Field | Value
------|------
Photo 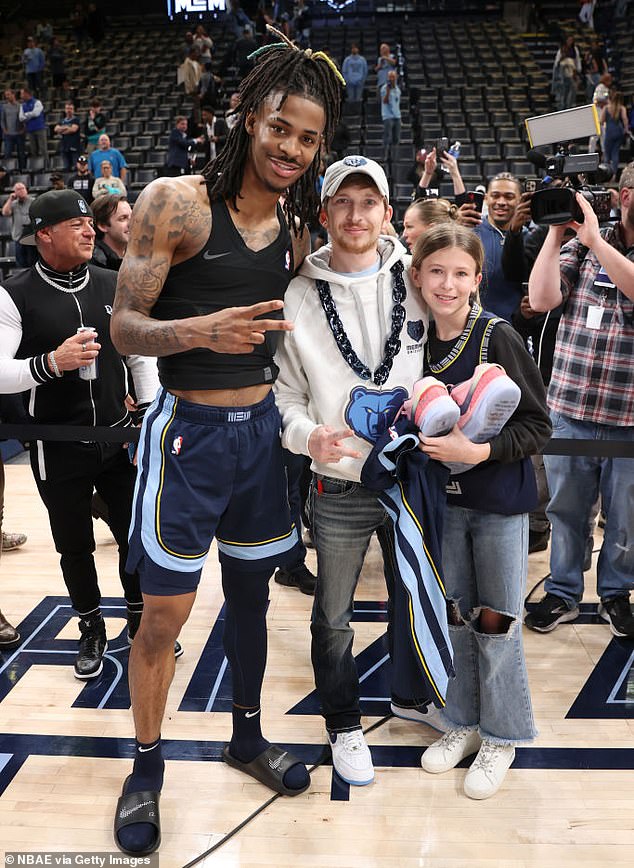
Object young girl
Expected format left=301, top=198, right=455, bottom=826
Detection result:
left=410, top=224, right=551, bottom=800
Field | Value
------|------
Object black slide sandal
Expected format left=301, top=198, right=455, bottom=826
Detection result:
left=114, top=774, right=161, bottom=856
left=222, top=744, right=310, bottom=796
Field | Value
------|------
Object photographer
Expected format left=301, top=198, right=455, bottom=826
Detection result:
left=525, top=164, right=634, bottom=637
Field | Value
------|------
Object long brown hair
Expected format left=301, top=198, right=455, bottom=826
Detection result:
left=411, top=224, right=484, bottom=275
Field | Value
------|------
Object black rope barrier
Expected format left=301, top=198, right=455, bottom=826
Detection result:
left=1, top=426, right=633, bottom=457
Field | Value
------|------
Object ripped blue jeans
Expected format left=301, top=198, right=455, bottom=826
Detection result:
left=439, top=505, right=537, bottom=744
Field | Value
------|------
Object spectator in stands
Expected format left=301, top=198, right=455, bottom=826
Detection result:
left=525, top=166, right=634, bottom=638
left=552, top=36, right=581, bottom=110
left=67, top=154, right=95, bottom=204
left=234, top=26, right=257, bottom=77
left=0, top=188, right=160, bottom=680
left=583, top=36, right=608, bottom=101
left=199, top=106, right=227, bottom=164
left=254, top=4, right=274, bottom=44
left=92, top=160, right=127, bottom=198
left=475, top=173, right=527, bottom=322
left=0, top=167, right=10, bottom=192
left=70, top=2, right=88, bottom=48
left=1, top=182, right=36, bottom=269
left=600, top=90, right=629, bottom=179
left=91, top=194, right=131, bottom=271
left=225, top=92, right=241, bottom=130
left=1, top=90, right=26, bottom=174
left=412, top=146, right=466, bottom=200
left=88, top=134, right=127, bottom=184
left=179, top=46, right=203, bottom=100
left=22, top=36, right=46, bottom=96
left=84, top=99, right=107, bottom=154
left=380, top=69, right=401, bottom=163
left=375, top=42, right=396, bottom=98
left=401, top=197, right=459, bottom=251
left=36, top=20, right=54, bottom=46
left=181, top=31, right=194, bottom=60
left=165, top=116, right=202, bottom=177
left=19, top=86, right=47, bottom=166
left=48, top=37, right=67, bottom=100
left=86, top=2, right=106, bottom=44
left=193, top=24, right=214, bottom=69
left=578, top=0, right=596, bottom=28
left=49, top=172, right=66, bottom=191
left=54, top=102, right=81, bottom=172
left=224, top=0, right=253, bottom=39
left=342, top=43, right=368, bottom=103
left=292, top=0, right=312, bottom=48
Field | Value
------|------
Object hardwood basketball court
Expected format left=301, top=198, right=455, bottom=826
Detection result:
left=0, top=462, right=632, bottom=867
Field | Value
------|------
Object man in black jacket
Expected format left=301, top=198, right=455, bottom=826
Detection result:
left=91, top=193, right=131, bottom=271
left=0, top=189, right=159, bottom=679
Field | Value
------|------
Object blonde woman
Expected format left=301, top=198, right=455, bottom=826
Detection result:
left=600, top=90, right=629, bottom=177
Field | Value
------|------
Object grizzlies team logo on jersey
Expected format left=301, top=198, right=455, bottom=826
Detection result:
left=344, top=386, right=408, bottom=444
left=407, top=320, right=425, bottom=342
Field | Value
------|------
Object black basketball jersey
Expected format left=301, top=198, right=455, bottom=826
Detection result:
left=152, top=195, right=294, bottom=391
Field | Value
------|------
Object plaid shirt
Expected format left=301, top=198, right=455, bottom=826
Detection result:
left=548, top=223, right=634, bottom=426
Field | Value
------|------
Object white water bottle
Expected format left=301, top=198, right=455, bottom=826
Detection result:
left=448, top=141, right=461, bottom=160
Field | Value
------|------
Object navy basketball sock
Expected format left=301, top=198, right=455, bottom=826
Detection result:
left=229, top=705, right=308, bottom=792
left=117, top=738, right=164, bottom=853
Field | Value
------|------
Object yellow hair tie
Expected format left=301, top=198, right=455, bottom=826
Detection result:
left=310, top=51, right=346, bottom=86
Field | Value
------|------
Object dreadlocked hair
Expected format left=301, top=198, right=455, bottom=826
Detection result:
left=202, top=26, right=344, bottom=235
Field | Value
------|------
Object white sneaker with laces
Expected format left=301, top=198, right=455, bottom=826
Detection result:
left=421, top=727, right=481, bottom=774
left=328, top=728, right=374, bottom=786
left=463, top=740, right=515, bottom=800
left=390, top=702, right=447, bottom=733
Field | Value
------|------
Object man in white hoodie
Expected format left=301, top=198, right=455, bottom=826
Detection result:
left=275, top=156, right=430, bottom=787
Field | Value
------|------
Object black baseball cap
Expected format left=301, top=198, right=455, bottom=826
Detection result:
left=77, top=155, right=88, bottom=163
left=21, top=189, right=93, bottom=246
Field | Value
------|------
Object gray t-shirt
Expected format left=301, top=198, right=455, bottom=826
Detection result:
left=1, top=101, right=22, bottom=135
left=9, top=196, right=33, bottom=241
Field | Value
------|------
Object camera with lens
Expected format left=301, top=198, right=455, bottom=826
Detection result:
left=523, top=105, right=613, bottom=226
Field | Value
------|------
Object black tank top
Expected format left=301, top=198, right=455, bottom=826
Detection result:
left=153, top=194, right=294, bottom=390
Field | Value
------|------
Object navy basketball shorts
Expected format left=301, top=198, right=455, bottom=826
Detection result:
left=127, top=388, right=300, bottom=595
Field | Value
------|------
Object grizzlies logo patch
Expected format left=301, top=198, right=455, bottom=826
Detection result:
left=407, top=320, right=425, bottom=342
left=344, top=386, right=408, bottom=444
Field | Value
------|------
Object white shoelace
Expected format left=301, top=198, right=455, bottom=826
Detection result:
left=437, top=728, right=473, bottom=750
left=339, top=730, right=367, bottom=753
left=470, top=741, right=510, bottom=774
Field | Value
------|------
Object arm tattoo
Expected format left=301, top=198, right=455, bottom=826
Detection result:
left=111, top=181, right=210, bottom=357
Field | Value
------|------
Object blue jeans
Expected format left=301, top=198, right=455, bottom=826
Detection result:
left=3, top=134, right=26, bottom=171
left=310, top=476, right=397, bottom=732
left=346, top=82, right=364, bottom=102
left=382, top=118, right=401, bottom=159
left=440, top=505, right=536, bottom=744
left=544, top=411, right=634, bottom=606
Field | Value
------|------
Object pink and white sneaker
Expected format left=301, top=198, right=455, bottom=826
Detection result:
left=406, top=377, right=460, bottom=437
left=445, top=364, right=521, bottom=474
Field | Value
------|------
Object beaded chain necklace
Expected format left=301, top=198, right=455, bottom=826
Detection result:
left=315, top=259, right=407, bottom=387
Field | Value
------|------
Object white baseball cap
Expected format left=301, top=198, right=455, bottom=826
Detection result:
left=321, top=155, right=390, bottom=203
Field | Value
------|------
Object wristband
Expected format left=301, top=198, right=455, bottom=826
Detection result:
left=48, top=351, right=62, bottom=378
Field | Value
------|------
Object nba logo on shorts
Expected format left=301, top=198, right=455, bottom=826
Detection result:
left=285, top=250, right=291, bottom=271
left=171, top=435, right=183, bottom=456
